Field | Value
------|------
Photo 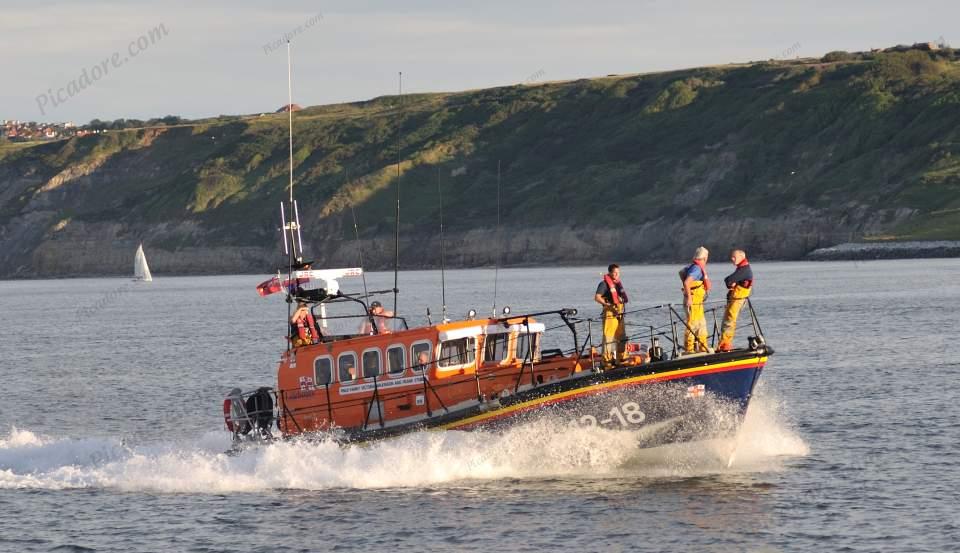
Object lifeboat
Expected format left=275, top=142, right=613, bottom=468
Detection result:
left=225, top=267, right=774, bottom=452
left=225, top=44, right=773, bottom=452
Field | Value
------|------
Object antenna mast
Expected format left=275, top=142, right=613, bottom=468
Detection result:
left=285, top=40, right=297, bottom=327
left=492, top=160, right=501, bottom=316
left=393, top=71, right=402, bottom=316
left=438, top=166, right=447, bottom=322
left=286, top=41, right=299, bottom=261
left=348, top=170, right=371, bottom=303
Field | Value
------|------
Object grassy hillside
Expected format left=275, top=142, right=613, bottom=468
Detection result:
left=2, top=48, right=960, bottom=275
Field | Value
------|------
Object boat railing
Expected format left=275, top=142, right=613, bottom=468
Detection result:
left=565, top=298, right=768, bottom=366
left=267, top=302, right=768, bottom=435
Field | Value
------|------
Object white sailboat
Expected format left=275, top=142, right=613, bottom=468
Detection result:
left=134, top=243, right=153, bottom=282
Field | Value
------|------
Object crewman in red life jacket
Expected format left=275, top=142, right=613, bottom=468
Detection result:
left=679, top=246, right=711, bottom=354
left=290, top=301, right=319, bottom=347
left=717, top=249, right=754, bottom=352
left=594, top=263, right=629, bottom=368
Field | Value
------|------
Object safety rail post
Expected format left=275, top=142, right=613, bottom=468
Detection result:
left=524, top=318, right=537, bottom=387
left=746, top=297, right=765, bottom=342
left=324, top=382, right=333, bottom=428
left=420, top=371, right=433, bottom=417
left=711, top=307, right=720, bottom=348
left=667, top=306, right=680, bottom=358
left=363, top=374, right=385, bottom=429
left=278, top=389, right=304, bottom=435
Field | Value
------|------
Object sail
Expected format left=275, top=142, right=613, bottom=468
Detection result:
left=134, top=244, right=153, bottom=282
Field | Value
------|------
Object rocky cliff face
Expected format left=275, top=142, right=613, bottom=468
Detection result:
left=7, top=205, right=911, bottom=277
left=3, top=49, right=959, bottom=277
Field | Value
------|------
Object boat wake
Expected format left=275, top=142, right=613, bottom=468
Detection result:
left=0, top=391, right=807, bottom=493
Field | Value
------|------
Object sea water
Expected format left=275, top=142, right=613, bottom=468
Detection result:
left=1, top=260, right=958, bottom=552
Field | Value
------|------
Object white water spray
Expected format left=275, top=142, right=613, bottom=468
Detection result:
left=0, top=392, right=807, bottom=493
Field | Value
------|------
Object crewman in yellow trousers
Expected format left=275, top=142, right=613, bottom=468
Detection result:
left=718, top=249, right=754, bottom=352
left=679, top=247, right=711, bottom=354
left=594, top=264, right=629, bottom=368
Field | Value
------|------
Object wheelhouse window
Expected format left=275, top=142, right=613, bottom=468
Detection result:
left=439, top=337, right=476, bottom=368
left=516, top=333, right=541, bottom=363
left=386, top=345, right=405, bottom=375
left=314, top=356, right=333, bottom=385
left=362, top=349, right=381, bottom=379
left=338, top=353, right=357, bottom=382
left=484, top=333, right=509, bottom=363
left=411, top=341, right=433, bottom=373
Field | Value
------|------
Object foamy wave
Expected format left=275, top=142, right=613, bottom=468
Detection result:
left=0, top=392, right=807, bottom=493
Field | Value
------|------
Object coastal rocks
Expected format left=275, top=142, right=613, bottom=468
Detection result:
left=806, top=241, right=960, bottom=260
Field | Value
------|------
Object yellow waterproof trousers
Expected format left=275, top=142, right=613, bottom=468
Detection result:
left=602, top=304, right=626, bottom=366
left=684, top=285, right=708, bottom=353
left=718, top=286, right=751, bottom=351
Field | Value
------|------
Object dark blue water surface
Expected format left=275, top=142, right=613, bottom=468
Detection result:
left=2, top=260, right=958, bottom=552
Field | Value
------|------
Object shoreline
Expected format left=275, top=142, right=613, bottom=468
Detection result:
left=3, top=247, right=959, bottom=281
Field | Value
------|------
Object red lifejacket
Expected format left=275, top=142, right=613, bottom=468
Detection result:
left=683, top=259, right=712, bottom=291
left=292, top=309, right=317, bottom=342
left=736, top=259, right=753, bottom=289
left=603, top=274, right=627, bottom=305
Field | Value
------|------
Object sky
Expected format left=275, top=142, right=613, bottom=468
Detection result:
left=2, top=0, right=956, bottom=124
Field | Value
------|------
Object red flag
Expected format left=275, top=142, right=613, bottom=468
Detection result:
left=256, top=276, right=310, bottom=296
left=256, top=277, right=282, bottom=297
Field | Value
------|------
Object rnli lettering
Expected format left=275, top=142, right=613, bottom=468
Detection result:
left=570, top=401, right=646, bottom=428
left=340, top=375, right=425, bottom=395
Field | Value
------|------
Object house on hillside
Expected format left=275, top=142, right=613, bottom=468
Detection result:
left=276, top=104, right=302, bottom=113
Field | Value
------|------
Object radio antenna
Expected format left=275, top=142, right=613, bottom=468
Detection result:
left=348, top=170, right=370, bottom=303
left=438, top=166, right=448, bottom=322
left=285, top=40, right=296, bottom=327
left=492, top=160, right=502, bottom=317
left=392, top=71, right=402, bottom=317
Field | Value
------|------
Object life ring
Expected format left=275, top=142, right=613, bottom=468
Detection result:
left=223, top=398, right=234, bottom=431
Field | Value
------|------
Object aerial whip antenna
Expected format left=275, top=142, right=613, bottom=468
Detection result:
left=492, top=160, right=502, bottom=317
left=392, top=71, right=402, bottom=317
left=348, top=170, right=370, bottom=303
left=286, top=41, right=297, bottom=261
left=438, top=166, right=448, bottom=322
left=285, top=40, right=297, bottom=326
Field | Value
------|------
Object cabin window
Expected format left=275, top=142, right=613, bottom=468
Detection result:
left=362, top=349, right=381, bottom=379
left=411, top=341, right=433, bottom=373
left=516, top=333, right=541, bottom=363
left=439, top=337, right=476, bottom=368
left=387, top=345, right=406, bottom=375
left=484, top=333, right=509, bottom=363
left=314, top=356, right=333, bottom=385
left=338, top=353, right=357, bottom=382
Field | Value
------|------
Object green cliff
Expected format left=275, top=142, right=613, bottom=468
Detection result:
left=2, top=48, right=960, bottom=277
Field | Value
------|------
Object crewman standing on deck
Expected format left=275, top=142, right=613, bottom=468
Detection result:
left=594, top=264, right=629, bottom=368
left=717, top=249, right=754, bottom=352
left=680, top=247, right=711, bottom=354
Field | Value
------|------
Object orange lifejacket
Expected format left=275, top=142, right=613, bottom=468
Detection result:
left=603, top=274, right=628, bottom=305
